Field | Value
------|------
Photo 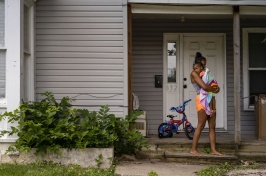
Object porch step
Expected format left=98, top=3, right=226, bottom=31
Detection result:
left=237, top=142, right=266, bottom=162
left=136, top=134, right=266, bottom=164
left=164, top=152, right=238, bottom=165
left=136, top=143, right=239, bottom=165
left=155, top=142, right=238, bottom=155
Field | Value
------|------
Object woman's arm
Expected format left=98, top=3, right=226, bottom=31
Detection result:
left=191, top=71, right=218, bottom=92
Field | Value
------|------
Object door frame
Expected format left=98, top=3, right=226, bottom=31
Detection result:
left=163, top=33, right=227, bottom=131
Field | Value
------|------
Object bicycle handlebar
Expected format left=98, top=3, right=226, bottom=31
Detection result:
left=183, top=99, right=191, bottom=106
left=169, top=99, right=192, bottom=113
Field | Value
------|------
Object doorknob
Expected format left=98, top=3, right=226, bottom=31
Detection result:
left=183, top=85, right=187, bottom=88
left=183, top=78, right=187, bottom=81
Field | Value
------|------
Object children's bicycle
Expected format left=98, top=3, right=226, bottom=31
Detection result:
left=158, top=99, right=195, bottom=140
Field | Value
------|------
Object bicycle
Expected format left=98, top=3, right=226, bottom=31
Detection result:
left=158, top=99, right=195, bottom=140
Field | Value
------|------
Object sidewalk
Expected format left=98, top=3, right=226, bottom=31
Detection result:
left=115, top=159, right=266, bottom=176
left=115, top=159, right=207, bottom=176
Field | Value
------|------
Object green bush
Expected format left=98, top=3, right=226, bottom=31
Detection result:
left=0, top=92, right=148, bottom=156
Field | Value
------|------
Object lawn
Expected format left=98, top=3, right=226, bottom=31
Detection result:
left=0, top=163, right=121, bottom=176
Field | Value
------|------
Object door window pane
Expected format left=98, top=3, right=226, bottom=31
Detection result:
left=167, top=42, right=176, bottom=82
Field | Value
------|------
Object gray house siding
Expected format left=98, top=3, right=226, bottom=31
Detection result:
left=132, top=18, right=266, bottom=135
left=35, top=0, right=126, bottom=117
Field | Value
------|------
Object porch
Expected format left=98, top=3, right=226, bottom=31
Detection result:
left=136, top=133, right=266, bottom=164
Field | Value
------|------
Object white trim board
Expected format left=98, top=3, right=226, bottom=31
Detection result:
left=131, top=4, right=266, bottom=16
left=131, top=4, right=233, bottom=15
left=128, top=0, right=266, bottom=5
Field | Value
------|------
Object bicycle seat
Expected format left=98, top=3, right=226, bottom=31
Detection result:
left=167, top=115, right=175, bottom=119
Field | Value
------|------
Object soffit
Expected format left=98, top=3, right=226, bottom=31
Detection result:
left=131, top=4, right=266, bottom=19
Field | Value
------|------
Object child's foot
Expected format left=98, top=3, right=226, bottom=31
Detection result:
left=210, top=150, right=224, bottom=156
left=189, top=149, right=202, bottom=156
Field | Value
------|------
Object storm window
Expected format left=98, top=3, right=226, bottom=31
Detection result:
left=243, top=28, right=266, bottom=110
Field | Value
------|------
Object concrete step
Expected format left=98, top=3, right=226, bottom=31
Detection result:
left=138, top=134, right=266, bottom=164
left=165, top=152, right=238, bottom=164
left=136, top=143, right=239, bottom=164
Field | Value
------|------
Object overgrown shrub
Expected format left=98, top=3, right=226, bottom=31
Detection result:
left=0, top=92, right=148, bottom=156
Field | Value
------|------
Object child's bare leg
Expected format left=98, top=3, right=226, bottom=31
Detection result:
left=210, top=98, right=216, bottom=117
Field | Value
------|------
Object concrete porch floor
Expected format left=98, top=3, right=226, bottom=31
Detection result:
left=145, top=132, right=266, bottom=145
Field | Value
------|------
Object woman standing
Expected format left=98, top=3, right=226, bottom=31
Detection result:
left=189, top=52, right=224, bottom=156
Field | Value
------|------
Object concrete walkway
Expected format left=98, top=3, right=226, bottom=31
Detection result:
left=115, top=159, right=207, bottom=176
left=115, top=159, right=266, bottom=176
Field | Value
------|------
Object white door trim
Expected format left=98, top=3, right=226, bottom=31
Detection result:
left=163, top=33, right=180, bottom=122
left=163, top=33, right=227, bottom=130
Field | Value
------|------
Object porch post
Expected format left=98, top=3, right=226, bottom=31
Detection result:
left=128, top=5, right=132, bottom=112
left=6, top=0, right=23, bottom=112
left=233, top=6, right=241, bottom=144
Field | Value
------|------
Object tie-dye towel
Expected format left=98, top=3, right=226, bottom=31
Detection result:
left=200, top=68, right=218, bottom=115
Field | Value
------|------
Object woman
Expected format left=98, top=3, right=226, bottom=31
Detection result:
left=189, top=52, right=223, bottom=156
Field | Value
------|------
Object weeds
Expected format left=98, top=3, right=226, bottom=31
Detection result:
left=0, top=162, right=120, bottom=176
left=197, top=161, right=260, bottom=176
left=148, top=171, right=158, bottom=176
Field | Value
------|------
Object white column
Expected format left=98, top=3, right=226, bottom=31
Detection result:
left=6, top=0, right=23, bottom=116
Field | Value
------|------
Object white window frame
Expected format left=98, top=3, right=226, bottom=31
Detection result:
left=23, top=1, right=35, bottom=102
left=242, top=28, right=266, bottom=111
left=0, top=0, right=6, bottom=107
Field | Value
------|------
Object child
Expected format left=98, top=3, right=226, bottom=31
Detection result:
left=199, top=58, right=218, bottom=117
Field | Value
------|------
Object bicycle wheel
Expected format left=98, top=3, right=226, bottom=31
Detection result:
left=158, top=123, right=172, bottom=138
left=185, top=125, right=194, bottom=140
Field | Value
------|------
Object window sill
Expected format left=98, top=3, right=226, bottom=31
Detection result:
left=0, top=98, right=7, bottom=108
left=0, top=138, right=17, bottom=143
left=244, top=105, right=255, bottom=111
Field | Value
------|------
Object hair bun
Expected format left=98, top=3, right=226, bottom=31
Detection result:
left=196, top=52, right=202, bottom=58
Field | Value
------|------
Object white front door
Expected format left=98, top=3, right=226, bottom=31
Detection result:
left=163, top=33, right=226, bottom=130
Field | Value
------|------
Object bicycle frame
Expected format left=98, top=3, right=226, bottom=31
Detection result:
left=158, top=99, right=194, bottom=139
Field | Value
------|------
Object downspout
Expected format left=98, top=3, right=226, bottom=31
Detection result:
left=233, top=6, right=241, bottom=144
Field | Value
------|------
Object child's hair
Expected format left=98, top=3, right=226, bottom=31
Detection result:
left=194, top=52, right=206, bottom=64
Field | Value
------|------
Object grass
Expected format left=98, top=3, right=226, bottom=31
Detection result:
left=197, top=161, right=260, bottom=176
left=0, top=162, right=121, bottom=176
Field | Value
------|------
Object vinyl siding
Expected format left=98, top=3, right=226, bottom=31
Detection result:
left=132, top=18, right=266, bottom=135
left=35, top=0, right=125, bottom=117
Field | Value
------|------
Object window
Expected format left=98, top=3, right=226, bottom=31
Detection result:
left=23, top=2, right=35, bottom=102
left=167, top=42, right=177, bottom=82
left=243, top=28, right=266, bottom=110
left=0, top=0, right=5, bottom=101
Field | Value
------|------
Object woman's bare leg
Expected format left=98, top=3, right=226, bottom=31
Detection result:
left=208, top=107, right=224, bottom=156
left=190, top=110, right=207, bottom=156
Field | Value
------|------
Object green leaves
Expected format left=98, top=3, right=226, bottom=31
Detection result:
left=0, top=92, right=148, bottom=156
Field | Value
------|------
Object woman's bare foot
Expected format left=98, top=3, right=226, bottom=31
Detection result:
left=210, top=150, right=224, bottom=156
left=189, top=149, right=202, bottom=156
